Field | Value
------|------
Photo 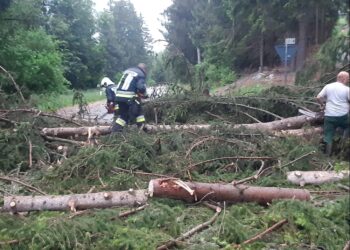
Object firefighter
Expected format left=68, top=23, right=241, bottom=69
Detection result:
left=112, top=63, right=148, bottom=132
left=100, top=77, right=119, bottom=117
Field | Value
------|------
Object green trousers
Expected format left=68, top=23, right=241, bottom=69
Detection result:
left=323, top=114, right=349, bottom=144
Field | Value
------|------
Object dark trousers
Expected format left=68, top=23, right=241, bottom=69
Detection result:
left=323, top=114, right=349, bottom=155
left=112, top=100, right=145, bottom=132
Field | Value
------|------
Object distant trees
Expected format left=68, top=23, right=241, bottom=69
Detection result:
left=160, top=0, right=348, bottom=88
left=0, top=0, right=347, bottom=97
left=0, top=0, right=151, bottom=97
left=97, top=0, right=149, bottom=80
left=0, top=0, right=67, bottom=96
left=47, top=0, right=100, bottom=89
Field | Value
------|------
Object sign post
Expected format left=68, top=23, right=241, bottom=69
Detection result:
left=284, top=38, right=296, bottom=84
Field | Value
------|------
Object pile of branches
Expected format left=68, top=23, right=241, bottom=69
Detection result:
left=0, top=89, right=349, bottom=249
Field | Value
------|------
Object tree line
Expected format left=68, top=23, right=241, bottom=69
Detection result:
left=0, top=0, right=150, bottom=97
left=155, top=0, right=349, bottom=88
left=0, top=0, right=348, bottom=98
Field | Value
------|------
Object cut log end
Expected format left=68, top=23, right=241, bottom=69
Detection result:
left=103, top=192, right=112, bottom=200
left=148, top=180, right=154, bottom=197
left=10, top=201, right=16, bottom=208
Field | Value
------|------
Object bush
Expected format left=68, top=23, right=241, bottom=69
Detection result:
left=195, top=62, right=236, bottom=90
left=0, top=28, right=68, bottom=95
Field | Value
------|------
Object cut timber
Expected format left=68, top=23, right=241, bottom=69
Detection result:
left=41, top=126, right=111, bottom=138
left=148, top=179, right=310, bottom=204
left=2, top=190, right=148, bottom=213
left=41, top=115, right=321, bottom=138
left=146, top=115, right=321, bottom=132
left=275, top=127, right=322, bottom=138
left=287, top=171, right=350, bottom=186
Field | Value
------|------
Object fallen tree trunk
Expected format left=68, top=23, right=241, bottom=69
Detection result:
left=287, top=171, right=350, bottom=186
left=41, top=126, right=111, bottom=138
left=2, top=189, right=148, bottom=213
left=148, top=179, right=310, bottom=204
left=2, top=179, right=311, bottom=213
left=275, top=127, right=323, bottom=138
left=41, top=115, right=322, bottom=138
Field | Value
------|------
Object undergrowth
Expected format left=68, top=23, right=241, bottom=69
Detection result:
left=0, top=90, right=349, bottom=249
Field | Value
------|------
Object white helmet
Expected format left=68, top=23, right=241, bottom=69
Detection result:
left=100, top=77, right=114, bottom=87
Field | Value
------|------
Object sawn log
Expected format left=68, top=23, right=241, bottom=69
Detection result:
left=2, top=189, right=148, bottom=213
left=41, top=115, right=322, bottom=138
left=148, top=179, right=310, bottom=204
left=287, top=171, right=350, bottom=186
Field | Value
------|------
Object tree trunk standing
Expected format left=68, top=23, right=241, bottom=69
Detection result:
left=296, top=14, right=308, bottom=71
left=41, top=115, right=322, bottom=138
left=2, top=190, right=148, bottom=213
left=320, top=7, right=325, bottom=42
left=259, top=32, right=264, bottom=73
left=315, top=5, right=319, bottom=45
left=148, top=179, right=310, bottom=205
left=197, top=47, right=201, bottom=64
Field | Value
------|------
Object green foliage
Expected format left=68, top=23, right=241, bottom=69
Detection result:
left=0, top=95, right=349, bottom=249
left=47, top=0, right=102, bottom=89
left=295, top=17, right=350, bottom=85
left=266, top=199, right=349, bottom=249
left=234, top=84, right=267, bottom=96
left=195, top=62, right=236, bottom=90
left=97, top=0, right=150, bottom=77
left=0, top=29, right=68, bottom=95
left=0, top=123, right=44, bottom=171
left=72, top=91, right=89, bottom=117
left=30, top=89, right=104, bottom=112
left=317, top=17, right=349, bottom=72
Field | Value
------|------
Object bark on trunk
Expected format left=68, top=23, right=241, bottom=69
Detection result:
left=296, top=14, right=308, bottom=71
left=2, top=189, right=148, bottom=213
left=148, top=179, right=310, bottom=205
left=41, top=115, right=322, bottom=138
left=275, top=127, right=322, bottom=138
left=41, top=126, right=112, bottom=138
left=287, top=171, right=350, bottom=186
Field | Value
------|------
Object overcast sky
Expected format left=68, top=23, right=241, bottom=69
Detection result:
left=93, top=0, right=172, bottom=52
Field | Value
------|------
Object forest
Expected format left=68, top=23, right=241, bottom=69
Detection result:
left=0, top=0, right=349, bottom=249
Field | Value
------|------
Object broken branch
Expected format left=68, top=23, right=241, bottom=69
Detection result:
left=112, top=167, right=173, bottom=179
left=279, top=151, right=316, bottom=169
left=0, top=176, right=46, bottom=195
left=234, top=219, right=288, bottom=248
left=42, top=135, right=87, bottom=146
left=187, top=156, right=273, bottom=171
left=117, top=203, right=149, bottom=218
left=157, top=205, right=221, bottom=250
left=0, top=109, right=82, bottom=126
left=0, top=65, right=25, bottom=102
left=232, top=160, right=266, bottom=185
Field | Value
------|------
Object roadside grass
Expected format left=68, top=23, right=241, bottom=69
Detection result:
left=31, top=89, right=104, bottom=111
left=233, top=84, right=268, bottom=96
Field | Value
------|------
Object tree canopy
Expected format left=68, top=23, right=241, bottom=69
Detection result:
left=0, top=0, right=348, bottom=96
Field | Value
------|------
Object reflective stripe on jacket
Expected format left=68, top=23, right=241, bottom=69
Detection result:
left=115, top=66, right=146, bottom=102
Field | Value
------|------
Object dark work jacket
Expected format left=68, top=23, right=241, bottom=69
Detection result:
left=105, top=84, right=117, bottom=103
left=115, top=66, right=146, bottom=103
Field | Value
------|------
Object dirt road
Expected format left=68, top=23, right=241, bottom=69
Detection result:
left=57, top=100, right=114, bottom=124
left=57, top=71, right=295, bottom=123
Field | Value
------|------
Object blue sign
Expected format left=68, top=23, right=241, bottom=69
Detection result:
left=274, top=45, right=297, bottom=64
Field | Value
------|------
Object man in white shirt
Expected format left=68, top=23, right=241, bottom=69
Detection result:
left=316, top=71, right=349, bottom=155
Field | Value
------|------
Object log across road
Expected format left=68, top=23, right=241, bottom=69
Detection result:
left=41, top=115, right=322, bottom=138
left=2, top=179, right=310, bottom=212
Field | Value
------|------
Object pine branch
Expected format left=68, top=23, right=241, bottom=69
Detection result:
left=0, top=176, right=47, bottom=195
